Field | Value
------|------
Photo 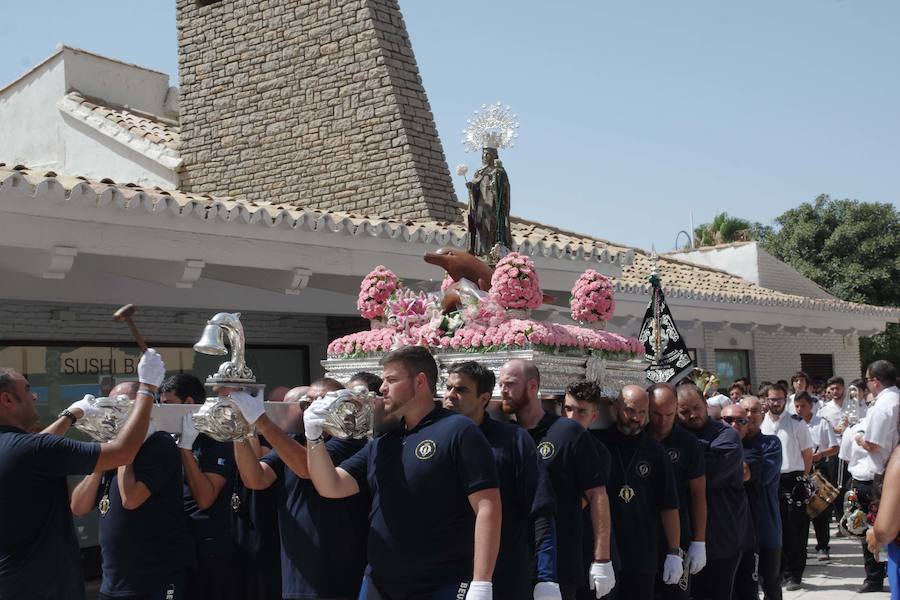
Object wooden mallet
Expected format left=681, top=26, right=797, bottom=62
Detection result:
left=113, top=304, right=149, bottom=352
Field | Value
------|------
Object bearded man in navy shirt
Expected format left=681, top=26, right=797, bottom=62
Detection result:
left=235, top=346, right=501, bottom=600
left=0, top=350, right=165, bottom=600
left=499, top=359, right=615, bottom=600
left=443, top=360, right=561, bottom=600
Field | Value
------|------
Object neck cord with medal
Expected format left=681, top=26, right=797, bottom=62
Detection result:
left=98, top=473, right=113, bottom=516
left=614, top=439, right=641, bottom=504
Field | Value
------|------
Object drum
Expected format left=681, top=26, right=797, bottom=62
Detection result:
left=806, top=469, right=840, bottom=519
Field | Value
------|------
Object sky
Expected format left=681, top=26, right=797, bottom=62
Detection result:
left=1, top=0, right=897, bottom=250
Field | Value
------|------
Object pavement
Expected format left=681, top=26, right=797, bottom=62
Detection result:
left=784, top=527, right=891, bottom=600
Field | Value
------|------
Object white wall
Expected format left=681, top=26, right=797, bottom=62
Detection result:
left=63, top=48, right=170, bottom=117
left=670, top=244, right=761, bottom=284
left=0, top=54, right=66, bottom=170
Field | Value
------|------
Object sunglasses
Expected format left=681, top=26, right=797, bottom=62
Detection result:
left=723, top=416, right=749, bottom=426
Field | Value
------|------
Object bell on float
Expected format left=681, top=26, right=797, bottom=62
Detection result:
left=194, top=324, right=228, bottom=356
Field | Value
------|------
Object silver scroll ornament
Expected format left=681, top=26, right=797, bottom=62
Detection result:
left=192, top=312, right=264, bottom=441
left=191, top=394, right=256, bottom=443
left=74, top=395, right=134, bottom=442
left=319, top=387, right=375, bottom=440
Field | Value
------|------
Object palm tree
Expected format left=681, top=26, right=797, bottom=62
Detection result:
left=693, top=212, right=753, bottom=247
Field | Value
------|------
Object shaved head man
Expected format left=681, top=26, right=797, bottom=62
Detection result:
left=500, top=360, right=614, bottom=599
left=648, top=383, right=708, bottom=599
left=675, top=383, right=753, bottom=600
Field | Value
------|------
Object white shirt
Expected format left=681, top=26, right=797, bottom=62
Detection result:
left=761, top=411, right=814, bottom=473
left=840, top=419, right=876, bottom=482
left=805, top=414, right=838, bottom=454
left=863, top=385, right=900, bottom=474
left=818, top=398, right=867, bottom=443
left=787, top=392, right=821, bottom=416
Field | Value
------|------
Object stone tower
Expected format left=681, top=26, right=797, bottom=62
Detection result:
left=176, top=0, right=460, bottom=223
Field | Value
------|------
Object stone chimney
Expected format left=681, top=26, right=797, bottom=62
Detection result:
left=176, top=0, right=460, bottom=223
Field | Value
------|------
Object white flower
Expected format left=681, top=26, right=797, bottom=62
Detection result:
left=456, top=164, right=469, bottom=177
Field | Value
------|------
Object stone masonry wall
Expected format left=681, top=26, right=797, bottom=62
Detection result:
left=176, top=0, right=460, bottom=223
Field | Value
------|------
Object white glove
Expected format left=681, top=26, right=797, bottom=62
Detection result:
left=465, top=581, right=492, bottom=600
left=137, top=349, right=166, bottom=387
left=178, top=413, right=199, bottom=450
left=589, top=561, right=615, bottom=598
left=685, top=541, right=707, bottom=575
left=229, top=390, right=265, bottom=425
left=662, top=553, right=684, bottom=585
left=533, top=581, right=562, bottom=600
left=303, top=397, right=334, bottom=441
left=67, top=394, right=100, bottom=421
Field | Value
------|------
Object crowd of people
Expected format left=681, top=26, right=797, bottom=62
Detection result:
left=0, top=348, right=898, bottom=600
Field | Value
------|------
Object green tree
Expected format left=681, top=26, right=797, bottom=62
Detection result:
left=694, top=212, right=754, bottom=246
left=758, top=194, right=900, bottom=371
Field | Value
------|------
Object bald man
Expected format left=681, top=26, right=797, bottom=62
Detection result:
left=266, top=386, right=291, bottom=403
left=648, top=384, right=707, bottom=599
left=676, top=383, right=753, bottom=600
left=594, top=385, right=681, bottom=600
left=71, top=381, right=195, bottom=600
left=499, top=359, right=614, bottom=600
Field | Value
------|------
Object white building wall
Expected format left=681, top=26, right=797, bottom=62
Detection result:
left=755, top=248, right=834, bottom=300
left=0, top=301, right=331, bottom=379
left=750, top=329, right=860, bottom=387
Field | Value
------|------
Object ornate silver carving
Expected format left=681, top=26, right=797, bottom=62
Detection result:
left=322, top=350, right=648, bottom=398
left=73, top=394, right=134, bottom=442
left=191, top=395, right=256, bottom=443
left=319, top=388, right=375, bottom=440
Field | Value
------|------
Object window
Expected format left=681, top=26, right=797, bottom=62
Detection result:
left=715, top=349, right=749, bottom=389
left=800, top=354, right=834, bottom=384
left=0, top=343, right=309, bottom=426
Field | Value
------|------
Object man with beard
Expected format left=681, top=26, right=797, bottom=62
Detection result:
left=499, top=359, right=614, bottom=600
left=297, top=346, right=502, bottom=600
left=759, top=383, right=813, bottom=591
left=675, top=383, right=753, bottom=600
left=648, top=383, right=708, bottom=600
left=739, top=396, right=784, bottom=600
left=444, top=361, right=561, bottom=600
left=71, top=381, right=195, bottom=600
left=593, top=385, right=682, bottom=600
left=229, top=381, right=370, bottom=600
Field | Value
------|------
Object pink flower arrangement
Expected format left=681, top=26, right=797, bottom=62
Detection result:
left=356, top=265, right=399, bottom=320
left=327, top=327, right=396, bottom=357
left=385, top=289, right=437, bottom=330
left=570, top=269, right=616, bottom=323
left=489, top=253, right=543, bottom=310
left=440, top=274, right=454, bottom=293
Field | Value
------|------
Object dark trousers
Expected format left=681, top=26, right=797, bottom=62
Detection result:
left=608, top=571, right=655, bottom=600
left=99, top=570, right=187, bottom=600
left=757, top=548, right=782, bottom=600
left=732, top=550, right=758, bottom=600
left=692, top=554, right=741, bottom=600
left=811, top=506, right=831, bottom=551
left=778, top=472, right=809, bottom=583
left=187, top=552, right=241, bottom=600
left=853, top=479, right=887, bottom=585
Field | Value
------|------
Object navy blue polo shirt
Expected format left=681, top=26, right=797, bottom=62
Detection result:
left=594, top=427, right=678, bottom=575
left=526, top=413, right=608, bottom=587
left=689, top=418, right=754, bottom=560
left=340, top=406, right=499, bottom=597
left=183, top=433, right=236, bottom=558
left=261, top=435, right=369, bottom=599
left=754, top=433, right=783, bottom=550
left=98, top=431, right=195, bottom=596
left=0, top=425, right=100, bottom=600
left=658, top=423, right=705, bottom=547
left=480, top=414, right=556, bottom=600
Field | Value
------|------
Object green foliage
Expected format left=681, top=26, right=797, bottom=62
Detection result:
left=759, top=195, right=900, bottom=374
left=759, top=194, right=900, bottom=307
left=693, top=212, right=754, bottom=246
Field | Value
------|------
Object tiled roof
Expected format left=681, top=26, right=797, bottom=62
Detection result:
left=1, top=164, right=896, bottom=319
left=0, top=165, right=628, bottom=266
left=57, top=92, right=181, bottom=169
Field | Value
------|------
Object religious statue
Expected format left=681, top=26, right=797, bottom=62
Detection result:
left=466, top=148, right=512, bottom=257
left=459, top=102, right=520, bottom=262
